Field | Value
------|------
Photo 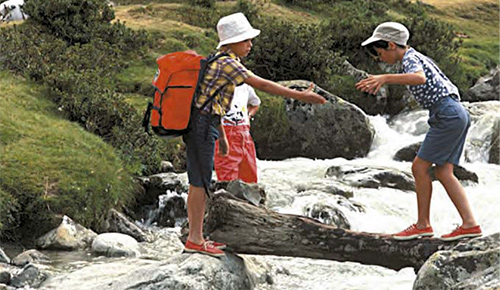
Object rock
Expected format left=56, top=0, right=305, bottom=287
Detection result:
left=226, top=180, right=266, bottom=206
left=394, top=142, right=479, bottom=182
left=0, top=248, right=9, bottom=264
left=253, top=80, right=374, bottom=160
left=325, top=164, right=415, bottom=191
left=91, top=233, right=140, bottom=257
left=11, top=250, right=50, bottom=267
left=339, top=60, right=389, bottom=115
left=463, top=66, right=500, bottom=102
left=157, top=193, right=187, bottom=227
left=305, top=203, right=350, bottom=229
left=103, top=209, right=152, bottom=242
left=489, top=119, right=500, bottom=164
left=10, top=264, right=46, bottom=288
left=296, top=180, right=354, bottom=199
left=142, top=172, right=187, bottom=206
left=0, top=272, right=10, bottom=284
left=413, top=233, right=500, bottom=290
left=160, top=161, right=174, bottom=173
left=36, top=215, right=97, bottom=250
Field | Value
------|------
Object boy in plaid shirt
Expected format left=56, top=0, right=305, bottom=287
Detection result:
left=183, top=12, right=326, bottom=257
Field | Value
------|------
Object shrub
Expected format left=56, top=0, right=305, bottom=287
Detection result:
left=188, top=0, right=216, bottom=8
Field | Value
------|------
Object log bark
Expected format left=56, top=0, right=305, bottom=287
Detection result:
left=205, top=194, right=462, bottom=272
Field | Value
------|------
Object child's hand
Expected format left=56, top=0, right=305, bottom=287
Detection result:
left=218, top=137, right=229, bottom=156
left=355, top=75, right=385, bottom=95
left=301, top=83, right=327, bottom=104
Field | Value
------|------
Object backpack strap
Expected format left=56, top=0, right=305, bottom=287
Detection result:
left=194, top=52, right=230, bottom=112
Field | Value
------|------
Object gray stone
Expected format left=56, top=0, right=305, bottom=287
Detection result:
left=103, top=209, right=153, bottom=242
left=489, top=119, right=500, bottom=164
left=91, top=233, right=140, bottom=257
left=414, top=233, right=500, bottom=290
left=226, top=180, right=265, bottom=206
left=11, top=250, right=50, bottom=267
left=0, top=272, right=10, bottom=284
left=306, top=203, right=350, bottom=229
left=464, top=66, right=500, bottom=102
left=36, top=215, right=97, bottom=250
left=0, top=248, right=9, bottom=264
left=10, top=264, right=46, bottom=288
left=160, top=160, right=175, bottom=172
left=254, top=80, right=374, bottom=160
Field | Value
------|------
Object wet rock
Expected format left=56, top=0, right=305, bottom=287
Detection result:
left=296, top=180, right=354, bottom=199
left=325, top=164, right=415, bottom=191
left=140, top=172, right=187, bottom=206
left=306, top=203, right=350, bottom=229
left=103, top=209, right=153, bottom=242
left=11, top=250, right=50, bottom=267
left=157, top=193, right=187, bottom=227
left=226, top=180, right=266, bottom=206
left=10, top=264, right=46, bottom=288
left=160, top=160, right=175, bottom=173
left=0, top=248, right=9, bottom=264
left=463, top=66, right=500, bottom=102
left=253, top=80, right=374, bottom=161
left=91, top=233, right=140, bottom=257
left=394, top=142, right=479, bottom=182
left=489, top=119, right=500, bottom=164
left=414, top=233, right=500, bottom=290
left=0, top=272, right=10, bottom=284
left=36, top=215, right=97, bottom=250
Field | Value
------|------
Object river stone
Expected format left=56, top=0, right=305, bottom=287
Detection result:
left=0, top=248, right=9, bottom=264
left=36, top=215, right=97, bottom=250
left=157, top=193, right=187, bottom=227
left=253, top=80, right=374, bottom=161
left=10, top=264, right=46, bottom=288
left=489, top=119, right=500, bottom=164
left=226, top=180, right=264, bottom=206
left=413, top=233, right=500, bottom=290
left=306, top=203, right=350, bottom=229
left=325, top=164, right=415, bottom=191
left=103, top=209, right=152, bottom=242
left=11, top=250, right=50, bottom=267
left=0, top=272, right=10, bottom=284
left=463, top=66, right=500, bottom=102
left=91, top=233, right=140, bottom=257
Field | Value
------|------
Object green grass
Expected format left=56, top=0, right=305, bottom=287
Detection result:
left=0, top=71, right=136, bottom=239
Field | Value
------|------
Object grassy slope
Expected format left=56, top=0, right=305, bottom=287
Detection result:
left=417, top=0, right=499, bottom=84
left=0, top=71, right=135, bottom=238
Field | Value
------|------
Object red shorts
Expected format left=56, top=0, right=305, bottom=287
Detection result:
left=214, top=125, right=258, bottom=183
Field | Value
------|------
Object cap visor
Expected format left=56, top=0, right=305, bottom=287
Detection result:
left=361, top=36, right=381, bottom=47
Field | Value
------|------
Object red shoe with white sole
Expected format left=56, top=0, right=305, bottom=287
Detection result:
left=184, top=240, right=225, bottom=257
left=440, top=225, right=482, bottom=241
left=393, top=224, right=434, bottom=240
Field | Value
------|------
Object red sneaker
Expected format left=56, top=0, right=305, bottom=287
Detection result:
left=184, top=240, right=225, bottom=257
left=207, top=240, right=227, bottom=250
left=393, top=224, right=434, bottom=240
left=440, top=225, right=482, bottom=241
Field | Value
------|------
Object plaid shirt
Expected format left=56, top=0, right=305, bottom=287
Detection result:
left=195, top=49, right=253, bottom=116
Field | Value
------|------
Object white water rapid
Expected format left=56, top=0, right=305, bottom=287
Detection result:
left=250, top=101, right=500, bottom=290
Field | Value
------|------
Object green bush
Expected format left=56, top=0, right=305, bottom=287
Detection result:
left=188, top=0, right=216, bottom=8
left=0, top=189, right=18, bottom=238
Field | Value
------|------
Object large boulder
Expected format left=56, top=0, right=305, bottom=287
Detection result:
left=414, top=233, right=500, bottom=290
left=489, top=119, right=500, bottom=164
left=463, top=66, right=500, bottom=102
left=252, top=80, right=374, bottom=160
left=91, top=233, right=141, bottom=258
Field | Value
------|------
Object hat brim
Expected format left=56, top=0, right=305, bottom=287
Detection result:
left=217, top=29, right=261, bottom=49
left=361, top=36, right=382, bottom=47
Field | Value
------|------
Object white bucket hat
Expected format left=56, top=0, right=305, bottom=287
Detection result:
left=361, top=22, right=410, bottom=46
left=216, top=12, right=261, bottom=49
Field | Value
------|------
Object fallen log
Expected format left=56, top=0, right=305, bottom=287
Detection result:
left=205, top=194, right=462, bottom=272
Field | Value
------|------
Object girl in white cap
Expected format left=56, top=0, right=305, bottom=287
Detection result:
left=183, top=12, right=326, bottom=257
left=355, top=22, right=481, bottom=241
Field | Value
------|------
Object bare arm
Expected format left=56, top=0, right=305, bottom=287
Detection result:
left=248, top=104, right=259, bottom=118
left=355, top=71, right=426, bottom=95
left=216, top=123, right=229, bottom=156
left=245, top=75, right=326, bottom=104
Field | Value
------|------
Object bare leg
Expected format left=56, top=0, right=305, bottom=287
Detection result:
left=435, top=163, right=478, bottom=228
left=411, top=157, right=433, bottom=229
left=187, top=185, right=206, bottom=245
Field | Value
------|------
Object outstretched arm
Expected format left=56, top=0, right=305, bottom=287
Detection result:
left=355, top=71, right=426, bottom=95
left=245, top=75, right=326, bottom=104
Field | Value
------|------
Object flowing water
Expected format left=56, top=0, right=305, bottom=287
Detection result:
left=250, top=102, right=500, bottom=290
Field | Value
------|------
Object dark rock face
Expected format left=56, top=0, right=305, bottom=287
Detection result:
left=306, top=203, right=351, bottom=229
left=253, top=80, right=374, bottom=161
left=489, top=119, right=500, bottom=164
left=463, top=66, right=500, bottom=102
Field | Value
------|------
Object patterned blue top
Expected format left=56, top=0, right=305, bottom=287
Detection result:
left=402, top=48, right=460, bottom=109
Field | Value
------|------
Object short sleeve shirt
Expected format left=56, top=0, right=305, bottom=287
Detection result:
left=221, top=83, right=261, bottom=126
left=402, top=47, right=460, bottom=109
left=195, top=49, right=254, bottom=116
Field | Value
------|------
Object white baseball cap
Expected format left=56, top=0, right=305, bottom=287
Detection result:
left=216, top=13, right=261, bottom=49
left=361, top=22, right=410, bottom=46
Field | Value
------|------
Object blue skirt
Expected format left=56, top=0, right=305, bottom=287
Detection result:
left=417, top=96, right=470, bottom=166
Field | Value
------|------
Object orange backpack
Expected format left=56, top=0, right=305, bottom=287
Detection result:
left=143, top=50, right=227, bottom=137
